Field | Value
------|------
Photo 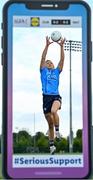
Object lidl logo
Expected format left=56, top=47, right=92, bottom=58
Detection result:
left=31, top=17, right=40, bottom=26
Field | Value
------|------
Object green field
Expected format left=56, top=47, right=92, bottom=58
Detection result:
left=14, top=152, right=82, bottom=155
left=0, top=155, right=3, bottom=179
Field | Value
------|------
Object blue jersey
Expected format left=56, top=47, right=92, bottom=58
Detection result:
left=40, top=67, right=61, bottom=95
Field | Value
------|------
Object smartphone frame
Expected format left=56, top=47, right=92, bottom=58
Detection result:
left=2, top=0, right=92, bottom=179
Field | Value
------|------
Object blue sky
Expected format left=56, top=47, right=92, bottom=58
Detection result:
left=0, top=0, right=93, bottom=136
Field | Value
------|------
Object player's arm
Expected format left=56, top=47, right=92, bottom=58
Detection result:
left=57, top=38, right=65, bottom=72
left=40, top=36, right=53, bottom=69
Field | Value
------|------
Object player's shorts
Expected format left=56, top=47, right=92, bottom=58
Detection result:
left=43, top=94, right=62, bottom=114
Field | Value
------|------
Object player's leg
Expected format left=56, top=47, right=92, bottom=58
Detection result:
left=51, top=100, right=61, bottom=138
left=45, top=113, right=56, bottom=154
left=45, top=113, right=54, bottom=140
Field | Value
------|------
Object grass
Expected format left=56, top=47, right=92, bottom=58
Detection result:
left=0, top=154, right=3, bottom=179
left=14, top=152, right=83, bottom=155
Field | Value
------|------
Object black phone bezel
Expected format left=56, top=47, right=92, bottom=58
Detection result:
left=2, top=0, right=92, bottom=179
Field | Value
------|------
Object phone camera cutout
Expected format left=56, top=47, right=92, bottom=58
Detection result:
left=55, top=4, right=58, bottom=8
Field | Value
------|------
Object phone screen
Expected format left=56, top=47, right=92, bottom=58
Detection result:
left=4, top=1, right=91, bottom=179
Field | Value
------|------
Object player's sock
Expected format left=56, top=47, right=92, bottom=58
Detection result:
left=55, top=125, right=59, bottom=132
left=49, top=139, right=54, bottom=147
left=55, top=125, right=61, bottom=139
left=49, top=140, right=56, bottom=155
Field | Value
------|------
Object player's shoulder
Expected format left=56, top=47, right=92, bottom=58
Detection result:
left=54, top=67, right=62, bottom=73
left=40, top=67, right=47, bottom=72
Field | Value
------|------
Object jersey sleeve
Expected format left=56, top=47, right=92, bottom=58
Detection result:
left=40, top=67, right=47, bottom=73
left=56, top=67, right=62, bottom=74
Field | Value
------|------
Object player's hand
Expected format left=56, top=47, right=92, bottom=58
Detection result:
left=46, top=36, right=53, bottom=46
left=57, top=38, right=66, bottom=47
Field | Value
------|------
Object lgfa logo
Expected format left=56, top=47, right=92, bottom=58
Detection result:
left=31, top=17, right=40, bottom=26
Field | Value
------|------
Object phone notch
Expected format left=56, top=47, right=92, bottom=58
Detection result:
left=26, top=2, right=69, bottom=10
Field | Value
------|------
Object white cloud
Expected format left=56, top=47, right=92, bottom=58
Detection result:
left=13, top=91, right=42, bottom=113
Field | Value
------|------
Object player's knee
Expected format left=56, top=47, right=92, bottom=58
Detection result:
left=51, top=108, right=57, bottom=115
